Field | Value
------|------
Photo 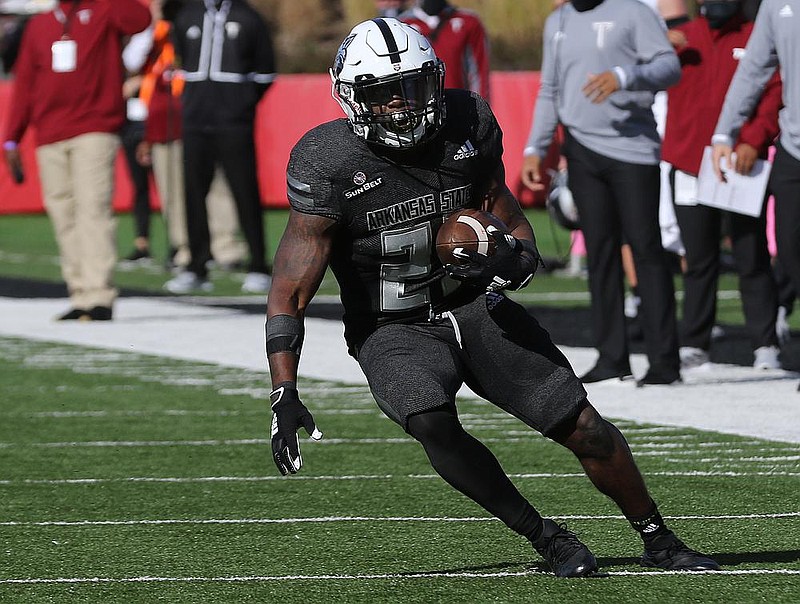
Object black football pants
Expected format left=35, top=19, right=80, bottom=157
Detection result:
left=671, top=169, right=778, bottom=351
left=182, top=127, right=268, bottom=278
left=564, top=136, right=680, bottom=374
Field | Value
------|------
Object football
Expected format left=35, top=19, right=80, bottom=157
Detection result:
left=435, top=208, right=509, bottom=265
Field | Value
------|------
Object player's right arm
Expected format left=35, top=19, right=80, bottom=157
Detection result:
left=265, top=209, right=337, bottom=475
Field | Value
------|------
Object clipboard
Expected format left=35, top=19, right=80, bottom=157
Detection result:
left=695, top=146, right=771, bottom=217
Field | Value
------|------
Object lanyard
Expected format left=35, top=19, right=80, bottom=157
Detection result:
left=53, top=1, right=80, bottom=39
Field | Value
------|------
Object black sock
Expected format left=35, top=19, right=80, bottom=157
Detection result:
left=407, top=409, right=544, bottom=544
left=518, top=505, right=545, bottom=544
left=627, top=501, right=671, bottom=547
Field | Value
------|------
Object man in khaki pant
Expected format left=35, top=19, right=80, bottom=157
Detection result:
left=3, top=0, right=151, bottom=321
left=36, top=133, right=120, bottom=315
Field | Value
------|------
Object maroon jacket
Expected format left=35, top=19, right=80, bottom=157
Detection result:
left=402, top=7, right=491, bottom=102
left=4, top=0, right=151, bottom=146
left=661, top=15, right=782, bottom=175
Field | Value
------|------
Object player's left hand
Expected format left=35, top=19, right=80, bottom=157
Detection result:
left=445, top=226, right=540, bottom=292
left=583, top=71, right=619, bottom=104
left=269, top=383, right=322, bottom=475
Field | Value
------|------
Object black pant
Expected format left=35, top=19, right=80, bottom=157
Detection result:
left=564, top=135, right=679, bottom=373
left=773, top=256, right=796, bottom=314
left=671, top=169, right=777, bottom=350
left=121, top=120, right=151, bottom=240
left=770, top=143, right=800, bottom=313
left=182, top=127, right=268, bottom=278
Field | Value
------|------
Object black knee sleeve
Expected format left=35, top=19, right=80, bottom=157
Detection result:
left=406, top=407, right=463, bottom=449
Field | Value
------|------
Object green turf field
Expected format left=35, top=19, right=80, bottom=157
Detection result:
left=2, top=210, right=796, bottom=331
left=1, top=336, right=798, bottom=603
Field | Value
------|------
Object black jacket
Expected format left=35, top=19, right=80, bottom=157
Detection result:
left=174, top=0, right=275, bottom=131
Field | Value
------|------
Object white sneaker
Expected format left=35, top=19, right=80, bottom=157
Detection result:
left=776, top=306, right=791, bottom=346
left=680, top=346, right=710, bottom=369
left=753, top=346, right=781, bottom=370
left=624, top=293, right=641, bottom=319
left=164, top=271, right=213, bottom=294
left=241, top=272, right=272, bottom=293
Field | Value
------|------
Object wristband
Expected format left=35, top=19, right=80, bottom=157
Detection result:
left=3, top=141, right=18, bottom=151
left=269, top=381, right=298, bottom=406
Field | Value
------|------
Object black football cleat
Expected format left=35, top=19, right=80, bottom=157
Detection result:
left=640, top=532, right=720, bottom=571
left=533, top=519, right=598, bottom=577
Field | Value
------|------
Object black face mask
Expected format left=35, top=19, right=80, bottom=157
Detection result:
left=571, top=0, right=604, bottom=12
left=702, top=1, right=741, bottom=28
left=420, top=0, right=448, bottom=15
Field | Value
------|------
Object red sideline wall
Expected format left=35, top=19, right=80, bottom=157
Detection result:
left=0, top=72, right=556, bottom=214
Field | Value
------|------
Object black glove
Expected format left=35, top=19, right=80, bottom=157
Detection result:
left=269, top=383, right=322, bottom=475
left=445, top=226, right=541, bottom=292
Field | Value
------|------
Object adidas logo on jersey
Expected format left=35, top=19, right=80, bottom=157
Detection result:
left=454, top=140, right=478, bottom=160
left=779, top=3, right=793, bottom=16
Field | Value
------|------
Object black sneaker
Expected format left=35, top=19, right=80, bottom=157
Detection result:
left=56, top=308, right=89, bottom=321
left=86, top=306, right=113, bottom=321
left=641, top=532, right=720, bottom=571
left=636, top=369, right=682, bottom=387
left=533, top=519, right=598, bottom=577
left=580, top=364, right=633, bottom=384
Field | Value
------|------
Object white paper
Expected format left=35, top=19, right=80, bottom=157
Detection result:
left=695, top=146, right=771, bottom=217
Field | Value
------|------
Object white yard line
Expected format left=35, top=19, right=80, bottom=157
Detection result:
left=1, top=569, right=798, bottom=585
left=2, top=511, right=799, bottom=527
left=1, top=297, right=799, bottom=443
left=1, top=469, right=798, bottom=486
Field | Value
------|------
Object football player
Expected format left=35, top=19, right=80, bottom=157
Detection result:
left=265, top=18, right=719, bottom=576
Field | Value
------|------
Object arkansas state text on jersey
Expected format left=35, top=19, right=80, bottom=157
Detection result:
left=286, top=90, right=502, bottom=349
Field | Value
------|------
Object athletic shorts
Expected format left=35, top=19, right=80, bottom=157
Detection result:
left=357, top=292, right=587, bottom=436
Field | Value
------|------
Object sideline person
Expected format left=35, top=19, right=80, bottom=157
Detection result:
left=712, top=0, right=800, bottom=386
left=521, top=0, right=682, bottom=386
left=663, top=0, right=782, bottom=370
left=3, top=0, right=151, bottom=321
left=401, top=0, right=491, bottom=101
left=165, top=0, right=275, bottom=294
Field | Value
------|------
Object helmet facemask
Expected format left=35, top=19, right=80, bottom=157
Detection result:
left=331, top=18, right=446, bottom=149
left=336, top=63, right=444, bottom=148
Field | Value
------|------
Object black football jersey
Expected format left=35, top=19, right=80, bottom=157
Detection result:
left=286, top=89, right=504, bottom=351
